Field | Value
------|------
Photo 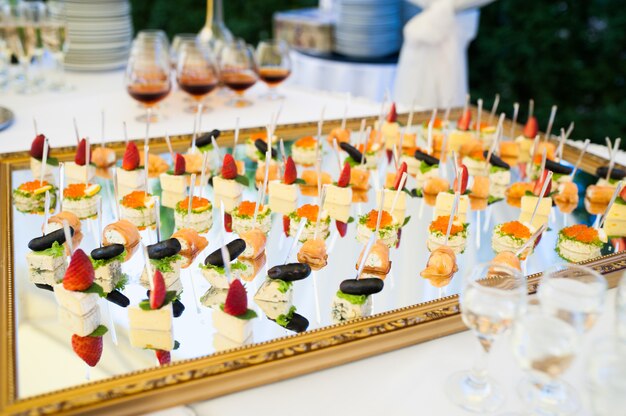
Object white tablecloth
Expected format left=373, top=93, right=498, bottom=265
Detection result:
left=289, top=50, right=397, bottom=102
left=150, top=288, right=622, bottom=416
left=0, top=70, right=380, bottom=154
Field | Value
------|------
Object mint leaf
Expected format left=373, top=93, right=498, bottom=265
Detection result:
left=173, top=340, right=180, bottom=350
left=347, top=216, right=355, bottom=224
left=276, top=306, right=297, bottom=327
left=83, top=282, right=106, bottom=298
left=150, top=254, right=182, bottom=273
left=38, top=241, right=65, bottom=257
left=294, top=178, right=306, bottom=185
left=47, top=156, right=59, bottom=166
left=235, top=175, right=250, bottom=187
left=164, top=290, right=178, bottom=305
left=524, top=190, right=535, bottom=197
left=89, top=325, right=108, bottom=337
left=115, top=274, right=129, bottom=291
left=90, top=250, right=127, bottom=270
left=219, top=304, right=258, bottom=320
left=487, top=196, right=503, bottom=205
left=412, top=188, right=423, bottom=198
left=138, top=299, right=151, bottom=311
left=277, top=280, right=293, bottom=294
left=402, top=216, right=411, bottom=227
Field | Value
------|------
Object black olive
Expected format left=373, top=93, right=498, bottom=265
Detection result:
left=147, top=239, right=182, bottom=259
left=28, top=227, right=73, bottom=251
left=596, top=166, right=625, bottom=180
left=340, top=142, right=366, bottom=164
left=106, top=290, right=130, bottom=307
left=195, top=129, right=221, bottom=148
left=91, top=244, right=125, bottom=260
left=204, top=239, right=246, bottom=266
left=254, top=139, right=278, bottom=159
left=34, top=283, right=53, bottom=292
left=414, top=150, right=439, bottom=166
left=340, top=278, right=384, bottom=295
left=284, top=313, right=309, bottom=333
left=268, top=263, right=311, bottom=282
left=544, top=159, right=573, bottom=175
left=483, top=151, right=510, bottom=170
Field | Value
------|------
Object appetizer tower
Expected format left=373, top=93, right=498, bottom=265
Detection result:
left=292, top=136, right=318, bottom=166
left=435, top=165, right=470, bottom=223
left=160, top=153, right=189, bottom=194
left=331, top=278, right=383, bottom=323
left=65, top=138, right=95, bottom=184
left=355, top=240, right=391, bottom=279
left=174, top=195, right=213, bottom=233
left=428, top=215, right=468, bottom=254
left=200, top=239, right=250, bottom=289
left=29, top=134, right=56, bottom=181
left=102, top=219, right=141, bottom=261
left=120, top=190, right=156, bottom=229
left=129, top=269, right=176, bottom=351
left=356, top=209, right=400, bottom=248
left=118, top=142, right=145, bottom=196
left=27, top=228, right=70, bottom=286
left=289, top=204, right=330, bottom=242
left=62, top=183, right=102, bottom=219
left=603, top=186, right=626, bottom=237
left=54, top=249, right=103, bottom=337
left=213, top=279, right=257, bottom=347
left=268, top=156, right=299, bottom=215
left=492, top=221, right=534, bottom=260
left=172, top=228, right=208, bottom=268
left=140, top=239, right=184, bottom=295
left=213, top=153, right=246, bottom=213
left=376, top=162, right=408, bottom=223
left=13, top=180, right=57, bottom=214
left=556, top=224, right=606, bottom=262
left=323, top=162, right=352, bottom=223
left=90, top=244, right=127, bottom=294
left=255, top=262, right=311, bottom=304
left=232, top=201, right=271, bottom=234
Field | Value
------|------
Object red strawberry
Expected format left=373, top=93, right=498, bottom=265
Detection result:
left=221, top=154, right=237, bottom=179
left=393, top=162, right=408, bottom=190
left=283, top=156, right=297, bottom=185
left=150, top=270, right=166, bottom=309
left=75, top=138, right=90, bottom=166
left=611, top=237, right=626, bottom=253
left=173, top=153, right=186, bottom=175
left=457, top=109, right=472, bottom=131
left=71, top=326, right=107, bottom=367
left=63, top=249, right=94, bottom=291
left=223, top=279, right=248, bottom=316
left=336, top=220, right=348, bottom=237
left=396, top=228, right=402, bottom=249
left=533, top=169, right=552, bottom=197
left=453, top=165, right=469, bottom=194
left=620, top=186, right=626, bottom=201
left=386, top=149, right=393, bottom=164
left=337, top=162, right=351, bottom=188
left=156, top=349, right=171, bottom=365
left=122, top=141, right=140, bottom=171
left=387, top=102, right=397, bottom=123
left=534, top=231, right=544, bottom=248
left=30, top=134, right=46, bottom=159
left=283, top=215, right=290, bottom=237
left=224, top=212, right=232, bottom=232
left=523, top=116, right=538, bottom=139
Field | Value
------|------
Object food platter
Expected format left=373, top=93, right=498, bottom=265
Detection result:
left=1, top=108, right=626, bottom=415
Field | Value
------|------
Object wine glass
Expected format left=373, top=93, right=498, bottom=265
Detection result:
left=4, top=1, right=38, bottom=94
left=444, top=262, right=526, bottom=413
left=256, top=39, right=291, bottom=100
left=0, top=0, right=12, bottom=88
left=538, top=263, right=607, bottom=333
left=170, top=33, right=197, bottom=69
left=42, top=1, right=70, bottom=91
left=219, top=39, right=258, bottom=107
left=512, top=308, right=580, bottom=415
left=21, top=1, right=45, bottom=88
left=176, top=42, right=219, bottom=113
left=586, top=337, right=626, bottom=416
left=136, top=29, right=170, bottom=50
left=125, top=41, right=172, bottom=123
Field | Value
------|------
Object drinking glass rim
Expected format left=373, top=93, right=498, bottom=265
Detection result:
left=463, top=262, right=527, bottom=296
left=541, top=263, right=607, bottom=295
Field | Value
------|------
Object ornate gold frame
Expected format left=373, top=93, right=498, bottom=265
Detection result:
left=1, top=109, right=624, bottom=415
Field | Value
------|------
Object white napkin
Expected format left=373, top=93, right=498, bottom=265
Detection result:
left=394, top=0, right=495, bottom=109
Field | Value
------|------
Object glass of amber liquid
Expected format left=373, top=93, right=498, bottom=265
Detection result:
left=125, top=42, right=171, bottom=122
left=219, top=39, right=258, bottom=107
left=176, top=42, right=219, bottom=113
left=256, top=39, right=291, bottom=100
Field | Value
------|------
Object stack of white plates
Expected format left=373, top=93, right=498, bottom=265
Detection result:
left=52, top=0, right=133, bottom=71
left=334, top=0, right=402, bottom=58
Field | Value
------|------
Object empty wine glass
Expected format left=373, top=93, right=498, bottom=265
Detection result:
left=444, top=262, right=526, bottom=413
left=512, top=308, right=580, bottom=415
left=176, top=42, right=219, bottom=113
left=586, top=337, right=626, bottom=416
left=43, top=1, right=71, bottom=91
left=170, top=33, right=197, bottom=69
left=256, top=39, right=291, bottom=100
left=3, top=0, right=39, bottom=93
left=125, top=41, right=171, bottom=123
left=136, top=29, right=170, bottom=50
left=21, top=1, right=45, bottom=89
left=219, top=39, right=258, bottom=107
left=538, top=263, right=607, bottom=333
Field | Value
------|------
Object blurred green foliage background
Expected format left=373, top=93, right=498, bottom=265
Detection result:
left=130, top=0, right=624, bottom=146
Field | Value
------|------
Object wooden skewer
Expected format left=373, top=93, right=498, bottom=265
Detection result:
left=515, top=223, right=547, bottom=257
left=390, top=173, right=408, bottom=214
left=332, top=138, right=342, bottom=171
left=33, top=118, right=39, bottom=136
left=187, top=174, right=196, bottom=228
left=84, top=137, right=90, bottom=186
left=62, top=219, right=74, bottom=255
left=154, top=196, right=161, bottom=242
left=39, top=138, right=49, bottom=185
left=529, top=171, right=553, bottom=226
left=59, top=162, right=65, bottom=212
left=570, top=139, right=590, bottom=178
left=488, top=93, right=500, bottom=125
left=313, top=185, right=327, bottom=240
left=544, top=105, right=557, bottom=141
left=73, top=117, right=80, bottom=144
left=356, top=234, right=376, bottom=279
left=598, top=182, right=623, bottom=230
left=164, top=132, right=174, bottom=162
left=475, top=98, right=483, bottom=139
left=123, top=121, right=128, bottom=145
left=233, top=116, right=240, bottom=155
left=42, top=190, right=50, bottom=234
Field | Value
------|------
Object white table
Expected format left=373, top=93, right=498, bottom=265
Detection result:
left=0, top=70, right=380, bottom=154
left=148, top=289, right=621, bottom=416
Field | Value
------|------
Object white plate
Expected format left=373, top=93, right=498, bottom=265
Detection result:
left=65, top=60, right=127, bottom=71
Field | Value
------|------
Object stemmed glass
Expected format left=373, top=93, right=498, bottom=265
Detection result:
left=176, top=42, right=219, bottom=113
left=170, top=33, right=197, bottom=69
left=444, top=262, right=526, bottom=413
left=256, top=39, right=291, bottom=100
left=511, top=308, right=580, bottom=415
left=219, top=39, right=258, bottom=107
left=538, top=263, right=607, bottom=333
left=125, top=40, right=171, bottom=123
left=42, top=1, right=70, bottom=91
left=4, top=1, right=39, bottom=93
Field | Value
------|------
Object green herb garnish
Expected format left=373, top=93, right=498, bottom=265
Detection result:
left=336, top=290, right=367, bottom=305
left=276, top=306, right=297, bottom=327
